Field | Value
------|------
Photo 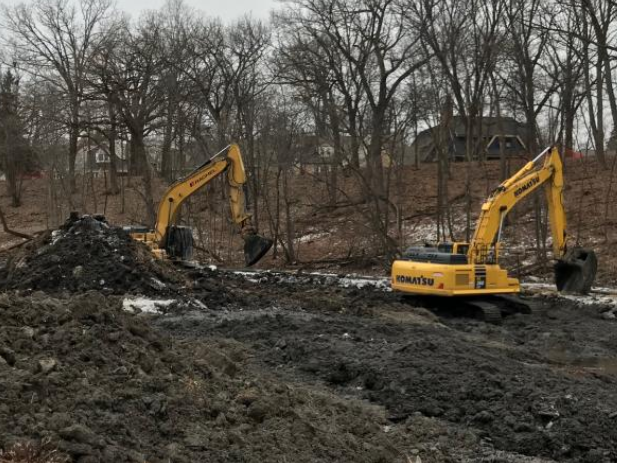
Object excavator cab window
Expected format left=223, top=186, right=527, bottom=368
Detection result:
left=436, top=243, right=469, bottom=255
left=454, top=243, right=469, bottom=255
left=437, top=243, right=453, bottom=253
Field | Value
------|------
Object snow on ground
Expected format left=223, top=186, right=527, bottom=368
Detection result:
left=229, top=269, right=391, bottom=291
left=296, top=231, right=330, bottom=243
left=122, top=297, right=176, bottom=314
left=229, top=269, right=617, bottom=312
left=524, top=281, right=617, bottom=312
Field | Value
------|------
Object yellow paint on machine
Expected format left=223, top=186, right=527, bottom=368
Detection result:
left=391, top=260, right=519, bottom=296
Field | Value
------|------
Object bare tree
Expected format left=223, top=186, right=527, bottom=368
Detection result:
left=0, top=68, right=32, bottom=206
left=411, top=0, right=505, bottom=240
left=500, top=0, right=557, bottom=265
left=2, top=0, right=113, bottom=191
left=100, top=15, right=167, bottom=223
left=276, top=0, right=429, bottom=262
left=547, top=4, right=587, bottom=158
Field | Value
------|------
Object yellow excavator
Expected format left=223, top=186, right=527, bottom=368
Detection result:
left=126, top=144, right=273, bottom=266
left=391, top=146, right=597, bottom=318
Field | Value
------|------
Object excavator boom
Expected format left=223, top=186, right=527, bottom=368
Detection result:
left=470, top=146, right=566, bottom=262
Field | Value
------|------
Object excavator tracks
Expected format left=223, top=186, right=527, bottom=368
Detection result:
left=466, top=300, right=504, bottom=324
left=400, top=293, right=546, bottom=324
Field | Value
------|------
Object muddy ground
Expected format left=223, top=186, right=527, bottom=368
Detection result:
left=158, top=272, right=617, bottom=463
left=2, top=223, right=617, bottom=462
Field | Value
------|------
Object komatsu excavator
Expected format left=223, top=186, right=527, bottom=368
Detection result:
left=126, top=144, right=273, bottom=267
left=391, top=146, right=597, bottom=319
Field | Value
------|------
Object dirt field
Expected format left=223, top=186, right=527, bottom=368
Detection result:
left=158, top=271, right=617, bottom=463
left=1, top=211, right=617, bottom=462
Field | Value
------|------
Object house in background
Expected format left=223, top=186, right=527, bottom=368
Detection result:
left=292, top=134, right=410, bottom=173
left=75, top=141, right=129, bottom=176
left=411, top=116, right=528, bottom=162
left=292, top=134, right=371, bottom=173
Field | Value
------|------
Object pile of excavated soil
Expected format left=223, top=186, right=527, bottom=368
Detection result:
left=0, top=216, right=188, bottom=295
left=0, top=292, right=418, bottom=463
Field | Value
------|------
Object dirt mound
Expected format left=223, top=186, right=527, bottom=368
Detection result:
left=0, top=292, right=417, bottom=463
left=0, top=216, right=187, bottom=295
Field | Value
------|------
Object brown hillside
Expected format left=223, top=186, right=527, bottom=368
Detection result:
left=1, top=156, right=615, bottom=284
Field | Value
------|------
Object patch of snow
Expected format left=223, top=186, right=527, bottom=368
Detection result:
left=150, top=277, right=167, bottom=289
left=191, top=299, right=208, bottom=310
left=560, top=293, right=617, bottom=309
left=50, top=230, right=64, bottom=245
left=296, top=231, right=330, bottom=243
left=123, top=297, right=175, bottom=314
left=229, top=270, right=391, bottom=291
left=523, top=282, right=617, bottom=310
left=337, top=275, right=390, bottom=290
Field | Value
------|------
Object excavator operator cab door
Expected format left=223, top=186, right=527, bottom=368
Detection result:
left=453, top=243, right=469, bottom=255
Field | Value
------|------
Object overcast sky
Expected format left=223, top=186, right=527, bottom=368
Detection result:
left=122, top=0, right=279, bottom=21
left=0, top=0, right=280, bottom=22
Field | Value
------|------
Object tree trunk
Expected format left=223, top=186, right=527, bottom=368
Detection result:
left=247, top=135, right=260, bottom=231
left=602, top=47, right=617, bottom=165
left=583, top=37, right=604, bottom=166
left=595, top=59, right=605, bottom=165
left=493, top=87, right=508, bottom=181
left=368, top=109, right=386, bottom=196
left=107, top=102, right=120, bottom=195
left=161, top=102, right=175, bottom=182
left=327, top=92, right=342, bottom=206
left=130, top=132, right=156, bottom=225
left=68, top=97, right=80, bottom=193
left=4, top=125, right=20, bottom=207
left=282, top=167, right=295, bottom=263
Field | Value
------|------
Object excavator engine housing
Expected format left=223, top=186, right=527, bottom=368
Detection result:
left=392, top=243, right=520, bottom=296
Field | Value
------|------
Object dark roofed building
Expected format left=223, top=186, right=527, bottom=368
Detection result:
left=411, top=116, right=528, bottom=162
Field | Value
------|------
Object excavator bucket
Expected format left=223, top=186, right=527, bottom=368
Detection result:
left=555, top=247, right=597, bottom=294
left=244, top=233, right=273, bottom=266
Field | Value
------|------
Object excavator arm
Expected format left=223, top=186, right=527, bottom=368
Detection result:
left=155, top=144, right=251, bottom=241
left=470, top=145, right=596, bottom=292
left=152, top=144, right=272, bottom=266
left=470, top=146, right=566, bottom=262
